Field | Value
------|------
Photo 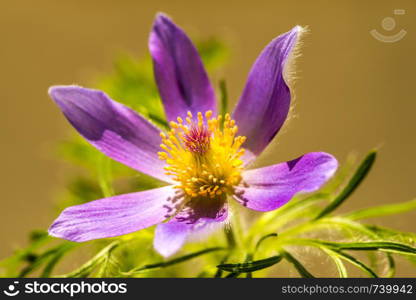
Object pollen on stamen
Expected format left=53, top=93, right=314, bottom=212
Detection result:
left=158, top=110, right=246, bottom=199
left=184, top=126, right=211, bottom=154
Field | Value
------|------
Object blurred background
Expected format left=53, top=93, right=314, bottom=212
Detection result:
left=0, top=0, right=415, bottom=274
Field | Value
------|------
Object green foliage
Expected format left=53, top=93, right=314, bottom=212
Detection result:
left=314, top=150, right=377, bottom=220
left=217, top=255, right=282, bottom=273
left=219, top=80, right=228, bottom=117
left=121, top=247, right=224, bottom=276
left=1, top=36, right=415, bottom=278
left=281, top=251, right=314, bottom=278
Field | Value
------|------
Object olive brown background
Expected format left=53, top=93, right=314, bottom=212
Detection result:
left=1, top=0, right=415, bottom=275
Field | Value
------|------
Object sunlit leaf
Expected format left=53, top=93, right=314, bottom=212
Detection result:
left=364, top=226, right=416, bottom=246
left=255, top=233, right=278, bottom=252
left=320, top=241, right=416, bottom=256
left=0, top=230, right=52, bottom=277
left=19, top=243, right=76, bottom=278
left=386, top=253, right=396, bottom=278
left=250, top=193, right=328, bottom=238
left=324, top=248, right=377, bottom=277
left=219, top=80, right=228, bottom=117
left=321, top=248, right=348, bottom=278
left=217, top=255, right=282, bottom=273
left=282, top=251, right=314, bottom=278
left=344, top=199, right=416, bottom=220
left=122, top=247, right=224, bottom=276
left=97, top=155, right=114, bottom=198
left=197, top=38, right=229, bottom=72
left=57, top=241, right=120, bottom=278
left=315, top=150, right=377, bottom=220
left=41, top=243, right=77, bottom=277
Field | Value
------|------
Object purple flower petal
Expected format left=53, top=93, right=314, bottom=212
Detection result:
left=233, top=152, right=338, bottom=212
left=49, top=85, right=172, bottom=183
left=49, top=185, right=181, bottom=242
left=232, top=26, right=301, bottom=157
left=154, top=199, right=228, bottom=257
left=149, top=13, right=216, bottom=122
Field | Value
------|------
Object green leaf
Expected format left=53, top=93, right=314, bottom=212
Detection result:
left=276, top=217, right=377, bottom=246
left=250, top=193, right=328, bottom=237
left=335, top=251, right=378, bottom=277
left=40, top=243, right=76, bottom=277
left=344, top=199, right=416, bottom=220
left=219, top=80, right=228, bottom=117
left=29, top=230, right=49, bottom=242
left=319, top=241, right=416, bottom=256
left=95, top=253, right=121, bottom=278
left=19, top=243, right=76, bottom=277
left=197, top=38, right=229, bottom=72
left=315, top=150, right=377, bottom=220
left=322, top=218, right=379, bottom=238
left=0, top=230, right=51, bottom=274
left=225, top=272, right=240, bottom=278
left=214, top=254, right=230, bottom=278
left=320, top=152, right=356, bottom=194
left=57, top=241, right=120, bottom=278
left=97, top=155, right=114, bottom=198
left=364, top=225, right=416, bottom=246
left=291, top=239, right=416, bottom=257
left=282, top=251, right=314, bottom=278
left=360, top=226, right=416, bottom=267
left=255, top=233, right=278, bottom=252
left=123, top=247, right=224, bottom=276
left=386, top=253, right=396, bottom=278
left=217, top=255, right=282, bottom=273
left=321, top=248, right=348, bottom=278
left=325, top=248, right=377, bottom=277
left=283, top=239, right=414, bottom=277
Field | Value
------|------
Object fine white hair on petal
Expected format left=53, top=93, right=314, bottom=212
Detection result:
left=250, top=25, right=308, bottom=165
left=282, top=25, right=308, bottom=135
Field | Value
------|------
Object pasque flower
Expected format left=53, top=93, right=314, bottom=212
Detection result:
left=48, top=14, right=338, bottom=257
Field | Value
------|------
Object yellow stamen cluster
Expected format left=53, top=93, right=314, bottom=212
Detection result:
left=158, top=111, right=246, bottom=199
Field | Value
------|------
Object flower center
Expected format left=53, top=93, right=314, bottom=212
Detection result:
left=158, top=111, right=246, bottom=199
